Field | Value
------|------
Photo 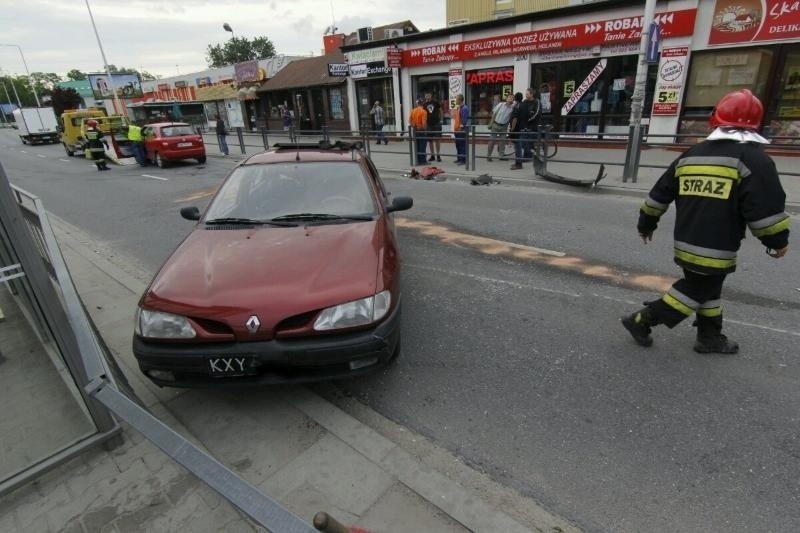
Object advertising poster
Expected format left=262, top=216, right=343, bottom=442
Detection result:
left=709, top=0, right=800, bottom=44
left=652, top=47, right=689, bottom=115
left=87, top=73, right=143, bottom=99
left=448, top=68, right=463, bottom=109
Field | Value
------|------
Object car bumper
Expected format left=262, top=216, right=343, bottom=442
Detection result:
left=160, top=147, right=205, bottom=161
left=133, top=301, right=401, bottom=387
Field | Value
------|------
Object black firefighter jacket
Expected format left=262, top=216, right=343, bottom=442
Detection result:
left=638, top=138, right=790, bottom=275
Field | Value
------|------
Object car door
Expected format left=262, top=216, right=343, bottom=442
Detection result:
left=142, top=126, right=156, bottom=160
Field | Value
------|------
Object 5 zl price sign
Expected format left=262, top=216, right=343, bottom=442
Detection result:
left=657, top=90, right=678, bottom=103
left=652, top=46, right=688, bottom=116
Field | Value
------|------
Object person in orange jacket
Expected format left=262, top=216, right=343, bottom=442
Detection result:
left=409, top=98, right=428, bottom=165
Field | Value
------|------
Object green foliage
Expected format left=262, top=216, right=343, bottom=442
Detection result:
left=66, top=69, right=86, bottom=81
left=0, top=74, right=38, bottom=107
left=50, top=87, right=83, bottom=116
left=206, top=36, right=276, bottom=68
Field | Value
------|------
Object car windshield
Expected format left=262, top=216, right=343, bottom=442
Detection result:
left=204, top=161, right=377, bottom=222
left=161, top=125, right=194, bottom=137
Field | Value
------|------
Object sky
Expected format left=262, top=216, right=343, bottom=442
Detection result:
left=1, top=0, right=446, bottom=79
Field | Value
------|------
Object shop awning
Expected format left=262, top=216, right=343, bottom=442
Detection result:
left=257, top=50, right=347, bottom=92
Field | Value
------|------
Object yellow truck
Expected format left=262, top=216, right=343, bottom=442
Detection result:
left=59, top=109, right=135, bottom=164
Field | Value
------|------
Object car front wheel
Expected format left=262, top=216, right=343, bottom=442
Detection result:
left=63, top=143, right=74, bottom=156
left=196, top=155, right=206, bottom=164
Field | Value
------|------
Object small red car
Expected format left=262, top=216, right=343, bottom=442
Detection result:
left=142, top=122, right=206, bottom=167
left=133, top=142, right=412, bottom=387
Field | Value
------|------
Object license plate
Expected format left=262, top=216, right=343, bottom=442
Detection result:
left=177, top=142, right=192, bottom=147
left=208, top=356, right=251, bottom=376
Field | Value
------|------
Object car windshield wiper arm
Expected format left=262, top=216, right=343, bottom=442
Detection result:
left=205, top=217, right=297, bottom=227
left=271, top=213, right=374, bottom=221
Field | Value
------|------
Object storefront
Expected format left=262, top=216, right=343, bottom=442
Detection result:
left=258, top=51, right=350, bottom=132
left=679, top=1, right=800, bottom=140
left=465, top=67, right=514, bottom=127
left=352, top=62, right=395, bottom=131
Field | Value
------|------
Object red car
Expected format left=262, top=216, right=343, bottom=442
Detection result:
left=133, top=142, right=413, bottom=387
left=142, top=122, right=206, bottom=167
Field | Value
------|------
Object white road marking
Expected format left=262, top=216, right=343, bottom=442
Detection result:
left=141, top=174, right=168, bottom=181
left=37, top=154, right=46, bottom=158
left=20, top=150, right=27, bottom=154
left=59, top=158, right=70, bottom=162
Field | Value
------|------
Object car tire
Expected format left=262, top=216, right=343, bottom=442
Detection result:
left=196, top=155, right=206, bottom=164
left=155, top=152, right=167, bottom=168
left=63, top=143, right=74, bottom=157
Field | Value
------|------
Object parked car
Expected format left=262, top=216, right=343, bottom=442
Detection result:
left=142, top=122, right=206, bottom=167
left=133, top=141, right=413, bottom=387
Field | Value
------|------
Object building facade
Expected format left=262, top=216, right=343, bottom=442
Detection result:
left=342, top=0, right=800, bottom=141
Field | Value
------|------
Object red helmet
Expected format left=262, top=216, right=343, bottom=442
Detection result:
left=709, top=89, right=763, bottom=130
left=86, top=119, right=98, bottom=127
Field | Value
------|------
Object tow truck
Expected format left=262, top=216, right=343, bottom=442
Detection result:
left=59, top=108, right=136, bottom=165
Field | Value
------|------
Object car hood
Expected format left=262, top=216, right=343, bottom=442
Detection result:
left=142, top=220, right=387, bottom=339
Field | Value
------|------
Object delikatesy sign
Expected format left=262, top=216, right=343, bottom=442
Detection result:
left=561, top=59, right=607, bottom=115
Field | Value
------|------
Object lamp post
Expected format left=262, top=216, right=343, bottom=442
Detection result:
left=223, top=23, right=235, bottom=40
left=84, top=0, right=123, bottom=115
left=0, top=44, right=41, bottom=107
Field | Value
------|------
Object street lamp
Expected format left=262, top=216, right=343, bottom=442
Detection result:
left=83, top=0, right=123, bottom=114
left=223, top=23, right=235, bottom=40
left=0, top=43, right=41, bottom=107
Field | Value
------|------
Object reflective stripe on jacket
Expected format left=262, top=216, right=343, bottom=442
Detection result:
left=638, top=139, right=790, bottom=275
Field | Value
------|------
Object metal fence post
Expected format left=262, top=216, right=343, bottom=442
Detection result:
left=322, top=125, right=329, bottom=143
left=261, top=127, right=269, bottom=149
left=409, top=126, right=416, bottom=167
left=235, top=127, right=245, bottom=154
left=468, top=125, right=476, bottom=171
left=289, top=125, right=296, bottom=143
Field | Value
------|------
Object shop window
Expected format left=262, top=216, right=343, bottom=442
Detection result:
left=328, top=88, right=345, bottom=120
left=769, top=48, right=800, bottom=140
left=680, top=48, right=772, bottom=136
left=465, top=67, right=514, bottom=130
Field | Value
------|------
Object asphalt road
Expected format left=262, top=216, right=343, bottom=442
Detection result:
left=2, top=130, right=799, bottom=532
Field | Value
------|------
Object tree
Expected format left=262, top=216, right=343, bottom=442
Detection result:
left=66, top=69, right=86, bottom=81
left=50, top=87, right=83, bottom=116
left=0, top=74, right=37, bottom=107
left=206, top=36, right=276, bottom=68
left=29, top=72, right=62, bottom=93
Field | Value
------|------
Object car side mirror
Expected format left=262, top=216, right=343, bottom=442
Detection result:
left=180, top=206, right=201, bottom=221
left=386, top=196, right=413, bottom=213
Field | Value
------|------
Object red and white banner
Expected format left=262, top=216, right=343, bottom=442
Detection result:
left=652, top=47, right=690, bottom=116
left=708, top=0, right=800, bottom=45
left=403, top=9, right=696, bottom=67
left=561, top=59, right=607, bottom=116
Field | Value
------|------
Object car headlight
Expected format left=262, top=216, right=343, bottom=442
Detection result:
left=313, top=290, right=391, bottom=331
left=135, top=307, right=197, bottom=339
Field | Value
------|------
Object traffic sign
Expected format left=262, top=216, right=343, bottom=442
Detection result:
left=646, top=21, right=661, bottom=63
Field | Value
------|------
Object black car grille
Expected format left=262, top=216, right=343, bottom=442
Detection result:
left=203, top=225, right=255, bottom=230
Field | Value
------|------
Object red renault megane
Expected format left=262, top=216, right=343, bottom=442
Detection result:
left=133, top=141, right=412, bottom=387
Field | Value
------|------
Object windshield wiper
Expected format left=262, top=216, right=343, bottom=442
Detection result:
left=205, top=217, right=297, bottom=227
left=271, top=213, right=374, bottom=222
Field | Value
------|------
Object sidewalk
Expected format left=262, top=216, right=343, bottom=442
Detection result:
left=0, top=214, right=578, bottom=532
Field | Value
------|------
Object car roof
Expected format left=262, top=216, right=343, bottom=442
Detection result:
left=241, top=141, right=367, bottom=165
left=146, top=122, right=191, bottom=128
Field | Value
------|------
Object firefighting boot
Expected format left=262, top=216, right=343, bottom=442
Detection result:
left=620, top=307, right=657, bottom=347
left=694, top=315, right=739, bottom=354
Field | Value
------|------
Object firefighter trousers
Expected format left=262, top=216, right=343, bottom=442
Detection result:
left=648, top=269, right=727, bottom=328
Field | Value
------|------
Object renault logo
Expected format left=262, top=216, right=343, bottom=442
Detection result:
left=245, top=315, right=260, bottom=333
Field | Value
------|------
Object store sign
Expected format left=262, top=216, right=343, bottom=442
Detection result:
left=402, top=9, right=696, bottom=66
left=652, top=47, right=689, bottom=116
left=350, top=61, right=391, bottom=78
left=708, top=0, right=800, bottom=44
left=449, top=68, right=463, bottom=109
left=234, top=60, right=259, bottom=83
left=157, top=83, right=169, bottom=91
left=328, top=63, right=349, bottom=77
left=346, top=48, right=386, bottom=64
left=349, top=64, right=368, bottom=79
left=174, top=80, right=187, bottom=88
left=561, top=59, right=607, bottom=116
left=466, top=69, right=514, bottom=85
left=386, top=48, right=403, bottom=68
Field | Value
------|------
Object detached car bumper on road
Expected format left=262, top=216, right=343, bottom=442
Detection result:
left=133, top=302, right=401, bottom=387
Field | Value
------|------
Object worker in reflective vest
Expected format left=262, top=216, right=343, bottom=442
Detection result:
left=127, top=122, right=146, bottom=167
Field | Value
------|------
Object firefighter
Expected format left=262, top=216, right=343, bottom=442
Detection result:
left=85, top=119, right=109, bottom=171
left=621, top=89, right=790, bottom=354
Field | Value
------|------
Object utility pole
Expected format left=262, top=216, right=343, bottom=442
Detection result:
left=84, top=0, right=123, bottom=115
left=623, top=0, right=657, bottom=182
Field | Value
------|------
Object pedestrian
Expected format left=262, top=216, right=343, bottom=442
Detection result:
left=215, top=114, right=229, bottom=156
left=621, top=89, right=790, bottom=354
left=452, top=94, right=469, bottom=164
left=409, top=98, right=428, bottom=166
left=281, top=106, right=293, bottom=132
left=508, top=92, right=525, bottom=170
left=369, top=100, right=387, bottom=145
left=126, top=120, right=146, bottom=167
left=511, top=88, right=540, bottom=169
left=84, top=119, right=109, bottom=171
left=487, top=93, right=515, bottom=162
left=423, top=92, right=442, bottom=162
